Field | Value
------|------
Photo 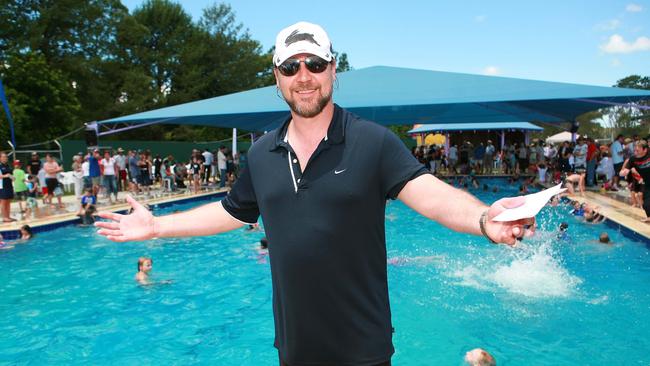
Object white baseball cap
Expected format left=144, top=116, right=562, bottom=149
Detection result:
left=273, top=21, right=333, bottom=67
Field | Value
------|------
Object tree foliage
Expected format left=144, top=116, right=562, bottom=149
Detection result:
left=603, top=75, right=650, bottom=137
left=0, top=52, right=80, bottom=149
left=0, top=0, right=282, bottom=145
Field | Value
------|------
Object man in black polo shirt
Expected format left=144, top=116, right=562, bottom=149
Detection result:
left=97, top=21, right=533, bottom=366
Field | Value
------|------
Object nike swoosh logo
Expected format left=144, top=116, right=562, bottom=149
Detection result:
left=334, top=169, right=346, bottom=175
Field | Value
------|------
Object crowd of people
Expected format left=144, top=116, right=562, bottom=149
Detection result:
left=412, top=133, right=650, bottom=215
left=0, top=146, right=246, bottom=223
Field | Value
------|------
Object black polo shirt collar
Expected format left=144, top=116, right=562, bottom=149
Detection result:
left=269, top=103, right=346, bottom=152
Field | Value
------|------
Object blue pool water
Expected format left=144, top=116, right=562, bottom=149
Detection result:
left=1, top=180, right=649, bottom=365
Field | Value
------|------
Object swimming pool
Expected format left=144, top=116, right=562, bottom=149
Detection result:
left=1, top=180, right=649, bottom=365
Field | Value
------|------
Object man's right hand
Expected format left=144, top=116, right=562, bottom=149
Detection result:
left=95, top=195, right=155, bottom=242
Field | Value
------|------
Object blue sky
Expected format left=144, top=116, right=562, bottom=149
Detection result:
left=122, top=0, right=650, bottom=87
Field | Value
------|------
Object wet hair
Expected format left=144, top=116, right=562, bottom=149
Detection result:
left=599, top=232, right=610, bottom=243
left=137, top=257, right=152, bottom=272
left=260, top=237, right=268, bottom=249
left=20, top=225, right=33, bottom=238
left=559, top=222, right=569, bottom=231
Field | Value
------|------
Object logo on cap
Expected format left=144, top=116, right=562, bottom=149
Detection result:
left=285, top=30, right=321, bottom=47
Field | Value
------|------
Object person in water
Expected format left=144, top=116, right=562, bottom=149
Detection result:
left=599, top=232, right=611, bottom=244
left=19, top=225, right=33, bottom=240
left=464, top=348, right=496, bottom=366
left=135, top=257, right=153, bottom=284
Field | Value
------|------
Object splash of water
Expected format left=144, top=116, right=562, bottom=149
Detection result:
left=449, top=237, right=582, bottom=299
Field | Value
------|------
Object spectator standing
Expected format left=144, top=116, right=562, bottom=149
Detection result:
left=137, top=151, right=152, bottom=195
left=217, top=145, right=227, bottom=188
left=202, top=148, right=214, bottom=184
left=27, top=152, right=41, bottom=176
left=82, top=155, right=91, bottom=190
left=517, top=143, right=528, bottom=174
left=153, top=154, right=162, bottom=184
left=12, top=160, right=28, bottom=215
left=43, top=153, right=64, bottom=209
left=114, top=148, right=128, bottom=192
left=483, top=140, right=495, bottom=174
left=100, top=150, right=119, bottom=204
left=0, top=152, right=15, bottom=222
left=473, top=143, right=485, bottom=174
left=586, top=137, right=598, bottom=186
left=611, top=135, right=625, bottom=189
left=128, top=150, right=141, bottom=194
left=72, top=155, right=83, bottom=198
left=448, top=144, right=458, bottom=174
left=573, top=138, right=587, bottom=173
left=88, top=150, right=101, bottom=195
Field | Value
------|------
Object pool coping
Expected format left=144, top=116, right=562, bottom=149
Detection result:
left=0, top=190, right=227, bottom=240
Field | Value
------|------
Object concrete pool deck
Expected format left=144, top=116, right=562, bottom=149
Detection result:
left=0, top=186, right=228, bottom=235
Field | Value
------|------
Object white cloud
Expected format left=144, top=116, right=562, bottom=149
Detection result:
left=600, top=34, right=650, bottom=53
left=626, top=3, right=643, bottom=12
left=482, top=66, right=500, bottom=76
left=474, top=15, right=487, bottom=23
left=596, top=19, right=621, bottom=31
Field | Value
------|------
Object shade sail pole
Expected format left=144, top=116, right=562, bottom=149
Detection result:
left=0, top=78, right=16, bottom=149
left=232, top=128, right=237, bottom=157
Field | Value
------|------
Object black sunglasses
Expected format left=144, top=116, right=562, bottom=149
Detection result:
left=277, top=56, right=330, bottom=77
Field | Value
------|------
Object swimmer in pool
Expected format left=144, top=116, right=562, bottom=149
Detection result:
left=599, top=232, right=611, bottom=244
left=135, top=257, right=153, bottom=284
left=464, top=348, right=496, bottom=366
left=557, top=222, right=569, bottom=240
left=19, top=225, right=33, bottom=240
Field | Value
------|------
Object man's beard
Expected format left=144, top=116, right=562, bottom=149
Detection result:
left=285, top=86, right=332, bottom=118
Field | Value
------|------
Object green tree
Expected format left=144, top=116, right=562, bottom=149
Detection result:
left=335, top=52, right=351, bottom=73
left=0, top=52, right=80, bottom=149
left=606, top=74, right=650, bottom=136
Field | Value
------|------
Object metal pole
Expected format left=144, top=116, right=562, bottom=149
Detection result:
left=500, top=131, right=505, bottom=150
left=232, top=128, right=237, bottom=158
left=54, top=139, right=63, bottom=164
left=0, top=79, right=16, bottom=149
left=7, top=140, right=15, bottom=159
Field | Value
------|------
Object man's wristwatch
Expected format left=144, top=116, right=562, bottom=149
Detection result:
left=479, top=210, right=498, bottom=244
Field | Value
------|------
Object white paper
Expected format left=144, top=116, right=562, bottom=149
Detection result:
left=492, top=183, right=566, bottom=222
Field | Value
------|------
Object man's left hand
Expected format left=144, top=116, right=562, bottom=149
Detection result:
left=484, top=196, right=536, bottom=246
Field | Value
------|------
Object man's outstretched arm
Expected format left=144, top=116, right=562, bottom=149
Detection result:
left=398, top=174, right=533, bottom=246
left=95, top=195, right=245, bottom=242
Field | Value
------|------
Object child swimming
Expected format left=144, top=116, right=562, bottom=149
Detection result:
left=464, top=348, right=496, bottom=366
left=135, top=257, right=153, bottom=285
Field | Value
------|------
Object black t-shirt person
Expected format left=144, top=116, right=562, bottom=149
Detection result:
left=222, top=105, right=428, bottom=365
left=28, top=158, right=41, bottom=176
left=0, top=162, right=14, bottom=200
left=624, top=152, right=650, bottom=187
